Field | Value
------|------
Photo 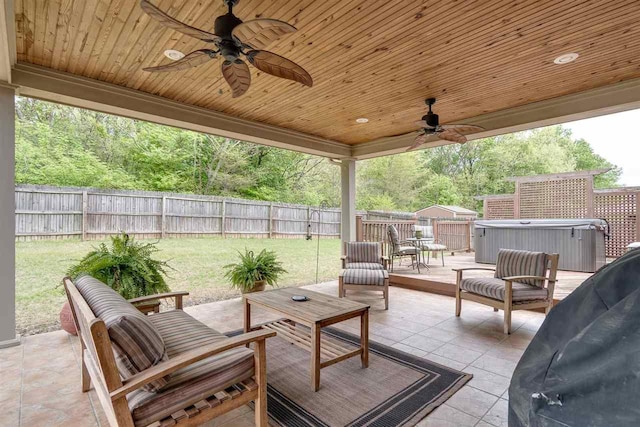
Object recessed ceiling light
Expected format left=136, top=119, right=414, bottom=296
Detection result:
left=553, top=52, right=579, bottom=65
left=355, top=118, right=369, bottom=124
left=164, top=49, right=185, bottom=61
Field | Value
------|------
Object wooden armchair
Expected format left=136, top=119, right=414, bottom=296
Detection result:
left=339, top=241, right=389, bottom=309
left=454, top=249, right=559, bottom=334
left=63, top=276, right=275, bottom=427
left=340, top=241, right=389, bottom=270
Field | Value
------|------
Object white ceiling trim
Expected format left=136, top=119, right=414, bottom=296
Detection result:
left=11, top=63, right=352, bottom=159
left=353, top=77, right=640, bottom=159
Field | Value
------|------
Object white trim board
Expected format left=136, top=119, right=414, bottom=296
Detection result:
left=12, top=63, right=352, bottom=159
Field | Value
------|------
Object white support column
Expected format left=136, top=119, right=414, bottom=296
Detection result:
left=0, top=84, right=18, bottom=348
left=341, top=159, right=356, bottom=246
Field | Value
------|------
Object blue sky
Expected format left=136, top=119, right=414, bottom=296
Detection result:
left=563, top=109, right=640, bottom=186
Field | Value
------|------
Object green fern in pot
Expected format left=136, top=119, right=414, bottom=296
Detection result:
left=224, top=249, right=287, bottom=294
left=67, top=233, right=171, bottom=299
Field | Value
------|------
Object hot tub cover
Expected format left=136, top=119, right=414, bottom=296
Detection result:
left=475, top=219, right=607, bottom=230
left=508, top=248, right=640, bottom=426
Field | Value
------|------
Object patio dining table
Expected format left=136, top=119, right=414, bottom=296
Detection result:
left=406, top=237, right=433, bottom=271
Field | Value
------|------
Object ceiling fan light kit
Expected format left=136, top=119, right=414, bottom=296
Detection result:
left=140, top=0, right=313, bottom=97
left=163, top=49, right=185, bottom=60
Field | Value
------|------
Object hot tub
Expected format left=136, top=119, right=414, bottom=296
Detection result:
left=474, top=219, right=607, bottom=273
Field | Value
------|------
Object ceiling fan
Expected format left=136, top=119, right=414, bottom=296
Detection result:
left=407, top=98, right=484, bottom=151
left=140, top=0, right=313, bottom=97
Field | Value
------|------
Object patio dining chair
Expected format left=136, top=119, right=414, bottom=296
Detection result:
left=411, top=225, right=447, bottom=267
left=387, top=225, right=421, bottom=273
left=454, top=249, right=559, bottom=334
left=411, top=225, right=435, bottom=243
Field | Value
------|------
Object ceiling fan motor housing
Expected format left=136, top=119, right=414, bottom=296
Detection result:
left=422, top=112, right=439, bottom=128
left=214, top=13, right=244, bottom=60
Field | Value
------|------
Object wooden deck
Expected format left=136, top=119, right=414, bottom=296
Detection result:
left=388, top=253, right=594, bottom=301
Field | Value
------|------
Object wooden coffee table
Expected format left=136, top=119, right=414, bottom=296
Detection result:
left=243, top=287, right=370, bottom=391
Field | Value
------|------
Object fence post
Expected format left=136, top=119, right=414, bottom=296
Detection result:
left=161, top=196, right=166, bottom=239
left=221, top=200, right=226, bottom=238
left=466, top=220, right=471, bottom=252
left=432, top=219, right=438, bottom=242
left=268, top=203, right=273, bottom=238
left=355, top=215, right=363, bottom=241
left=81, top=191, right=87, bottom=241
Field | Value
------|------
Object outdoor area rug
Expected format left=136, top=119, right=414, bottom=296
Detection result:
left=228, top=326, right=472, bottom=427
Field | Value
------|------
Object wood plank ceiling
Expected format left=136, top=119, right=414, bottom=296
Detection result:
left=13, top=0, right=640, bottom=145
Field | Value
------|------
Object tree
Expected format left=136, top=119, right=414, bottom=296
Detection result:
left=14, top=98, right=621, bottom=213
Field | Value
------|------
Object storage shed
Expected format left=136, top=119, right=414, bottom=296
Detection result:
left=415, top=205, right=478, bottom=220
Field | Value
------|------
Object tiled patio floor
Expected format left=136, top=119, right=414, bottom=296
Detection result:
left=0, top=282, right=549, bottom=427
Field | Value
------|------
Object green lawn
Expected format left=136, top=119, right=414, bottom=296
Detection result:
left=16, top=237, right=342, bottom=335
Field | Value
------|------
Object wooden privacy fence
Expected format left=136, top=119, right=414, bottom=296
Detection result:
left=355, top=216, right=473, bottom=254
left=15, top=185, right=342, bottom=241
left=478, top=170, right=640, bottom=257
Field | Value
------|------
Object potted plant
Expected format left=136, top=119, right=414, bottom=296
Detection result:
left=224, top=249, right=287, bottom=294
left=62, top=233, right=172, bottom=333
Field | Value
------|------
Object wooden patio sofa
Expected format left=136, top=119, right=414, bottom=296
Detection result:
left=63, top=275, right=275, bottom=427
left=454, top=249, right=559, bottom=334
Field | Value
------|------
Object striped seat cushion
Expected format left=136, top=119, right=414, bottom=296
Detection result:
left=422, top=243, right=447, bottom=251
left=387, top=225, right=400, bottom=246
left=461, top=277, right=548, bottom=302
left=345, top=242, right=381, bottom=264
left=345, top=262, right=384, bottom=270
left=495, top=249, right=547, bottom=287
left=74, top=275, right=168, bottom=392
left=398, top=246, right=419, bottom=255
left=128, top=310, right=255, bottom=427
left=340, top=268, right=389, bottom=286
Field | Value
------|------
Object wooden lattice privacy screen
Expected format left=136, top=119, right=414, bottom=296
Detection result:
left=484, top=196, right=515, bottom=220
left=517, top=177, right=589, bottom=218
left=479, top=170, right=640, bottom=257
left=594, top=191, right=639, bottom=257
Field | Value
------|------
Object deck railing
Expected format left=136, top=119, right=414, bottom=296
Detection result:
left=356, top=216, right=415, bottom=255
left=434, top=220, right=473, bottom=253
left=356, top=215, right=473, bottom=255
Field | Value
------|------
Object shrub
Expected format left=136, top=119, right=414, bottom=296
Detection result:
left=67, top=233, right=171, bottom=299
left=224, top=249, right=287, bottom=292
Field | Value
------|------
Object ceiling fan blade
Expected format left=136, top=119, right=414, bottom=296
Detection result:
left=406, top=133, right=427, bottom=151
left=437, top=129, right=468, bottom=144
left=143, top=49, right=216, bottom=73
left=222, top=59, right=252, bottom=98
left=232, top=19, right=296, bottom=50
left=440, top=124, right=484, bottom=133
left=140, top=0, right=220, bottom=42
left=246, top=50, right=313, bottom=87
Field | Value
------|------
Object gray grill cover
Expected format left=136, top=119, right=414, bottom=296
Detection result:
left=509, top=248, right=640, bottom=426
